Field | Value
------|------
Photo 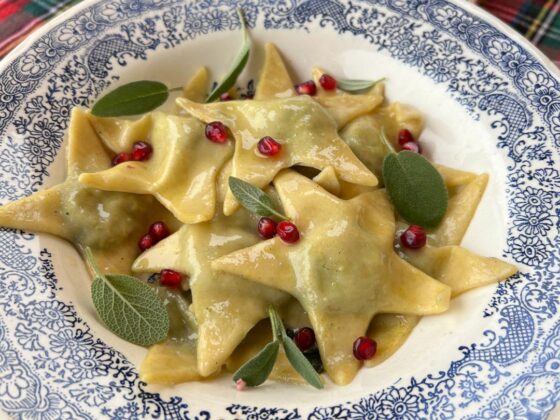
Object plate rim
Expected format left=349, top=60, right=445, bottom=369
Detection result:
left=0, top=0, right=558, bottom=418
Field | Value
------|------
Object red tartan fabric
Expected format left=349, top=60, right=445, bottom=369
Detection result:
left=477, top=0, right=560, bottom=66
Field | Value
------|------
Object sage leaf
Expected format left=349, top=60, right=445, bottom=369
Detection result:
left=232, top=340, right=279, bottom=387
left=92, top=81, right=169, bottom=117
left=228, top=176, right=287, bottom=219
left=281, top=334, right=323, bottom=389
left=382, top=151, right=448, bottom=228
left=86, top=248, right=169, bottom=346
left=337, top=78, right=385, bottom=92
left=269, top=306, right=284, bottom=341
left=206, top=9, right=251, bottom=102
left=269, top=307, right=323, bottom=389
left=379, top=127, right=396, bottom=154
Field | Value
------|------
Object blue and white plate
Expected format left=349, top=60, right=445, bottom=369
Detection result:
left=0, top=0, right=559, bottom=418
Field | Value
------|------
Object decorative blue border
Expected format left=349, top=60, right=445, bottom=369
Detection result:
left=0, top=0, right=558, bottom=418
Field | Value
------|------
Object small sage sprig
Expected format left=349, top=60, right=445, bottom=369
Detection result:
left=91, top=81, right=183, bottom=117
left=85, top=247, right=169, bottom=346
left=233, top=307, right=323, bottom=389
left=337, top=77, right=385, bottom=93
left=91, top=8, right=250, bottom=115
left=206, top=8, right=251, bottom=102
left=228, top=176, right=288, bottom=220
left=380, top=129, right=448, bottom=228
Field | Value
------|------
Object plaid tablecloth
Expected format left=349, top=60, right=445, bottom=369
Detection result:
left=0, top=0, right=559, bottom=63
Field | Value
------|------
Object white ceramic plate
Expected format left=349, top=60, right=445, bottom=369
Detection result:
left=0, top=0, right=558, bottom=418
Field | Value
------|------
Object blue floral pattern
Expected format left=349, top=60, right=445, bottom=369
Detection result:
left=0, top=0, right=558, bottom=418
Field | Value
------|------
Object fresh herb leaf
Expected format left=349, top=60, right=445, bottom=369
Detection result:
left=269, top=306, right=284, bottom=341
left=382, top=151, right=448, bottom=228
left=91, top=81, right=171, bottom=117
left=337, top=78, right=385, bottom=93
left=85, top=248, right=169, bottom=346
left=228, top=176, right=287, bottom=219
left=206, top=9, right=251, bottom=102
left=281, top=333, right=323, bottom=389
left=269, top=307, right=323, bottom=389
left=379, top=127, right=396, bottom=154
left=232, top=340, right=279, bottom=387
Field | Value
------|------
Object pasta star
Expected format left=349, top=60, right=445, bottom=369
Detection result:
left=366, top=166, right=517, bottom=367
left=178, top=96, right=378, bottom=216
left=79, top=112, right=233, bottom=224
left=132, top=211, right=289, bottom=377
left=212, top=170, right=451, bottom=385
left=0, top=108, right=175, bottom=273
left=255, top=43, right=383, bottom=128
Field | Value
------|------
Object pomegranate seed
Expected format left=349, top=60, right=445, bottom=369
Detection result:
left=294, top=327, right=316, bottom=352
left=258, top=217, right=277, bottom=239
left=149, top=221, right=170, bottom=242
left=220, top=93, right=233, bottom=101
left=112, top=152, right=131, bottom=166
left=401, top=141, right=421, bottom=153
left=295, top=80, right=317, bottom=96
left=398, top=129, right=415, bottom=145
left=138, top=233, right=155, bottom=251
left=319, top=74, right=337, bottom=91
left=159, top=269, right=182, bottom=288
left=131, top=141, right=153, bottom=161
left=205, top=121, right=229, bottom=143
left=353, top=336, right=377, bottom=360
left=277, top=221, right=300, bottom=244
left=400, top=225, right=427, bottom=249
left=257, top=136, right=282, bottom=157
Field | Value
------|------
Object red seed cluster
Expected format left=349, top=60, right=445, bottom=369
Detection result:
left=131, top=141, right=153, bottom=161
left=137, top=221, right=171, bottom=251
left=138, top=233, right=155, bottom=252
left=277, top=221, right=300, bottom=244
left=294, top=327, right=316, bottom=352
left=112, top=141, right=153, bottom=166
left=159, top=269, right=183, bottom=288
left=112, top=152, right=131, bottom=166
left=397, top=129, right=421, bottom=154
left=258, top=217, right=277, bottom=239
left=205, top=121, right=229, bottom=143
left=295, top=80, right=317, bottom=96
left=220, top=93, right=233, bottom=101
left=398, top=129, right=414, bottom=145
left=149, top=221, right=170, bottom=241
left=319, top=74, right=337, bottom=91
left=257, top=136, right=282, bottom=157
left=400, top=224, right=427, bottom=249
left=353, top=336, right=377, bottom=360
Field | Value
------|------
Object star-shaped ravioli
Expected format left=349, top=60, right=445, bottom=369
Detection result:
left=399, top=165, right=518, bottom=294
left=339, top=101, right=425, bottom=182
left=178, top=96, right=378, bottom=215
left=366, top=165, right=517, bottom=367
left=212, top=170, right=450, bottom=384
left=79, top=111, right=233, bottom=224
left=0, top=108, right=176, bottom=273
left=254, top=43, right=297, bottom=100
left=310, top=67, right=385, bottom=128
left=140, top=287, right=203, bottom=384
left=132, top=210, right=289, bottom=377
left=254, top=44, right=383, bottom=128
